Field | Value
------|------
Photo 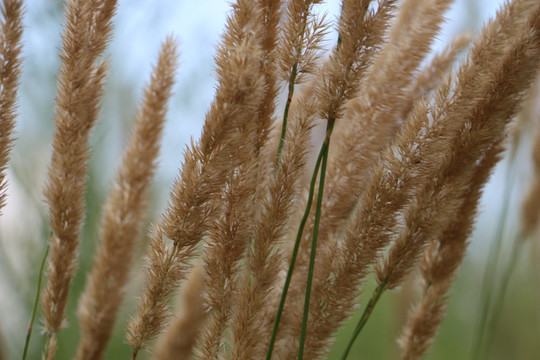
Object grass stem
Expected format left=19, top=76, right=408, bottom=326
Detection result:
left=298, top=119, right=334, bottom=359
left=275, top=4, right=310, bottom=170
left=275, top=63, right=298, bottom=170
left=483, top=234, right=524, bottom=357
left=340, top=279, right=388, bottom=360
left=472, top=157, right=516, bottom=359
left=265, top=139, right=328, bottom=360
left=22, top=244, right=49, bottom=360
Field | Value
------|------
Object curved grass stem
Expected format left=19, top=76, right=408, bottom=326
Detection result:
left=341, top=286, right=386, bottom=360
left=341, top=278, right=388, bottom=360
left=298, top=119, right=334, bottom=359
left=472, top=157, right=516, bottom=359
left=275, top=63, right=299, bottom=170
left=265, top=138, right=328, bottom=360
left=22, top=244, right=49, bottom=360
left=275, top=4, right=311, bottom=171
left=483, top=234, right=524, bottom=357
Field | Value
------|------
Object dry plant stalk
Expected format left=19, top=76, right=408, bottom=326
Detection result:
left=230, top=106, right=316, bottom=359
left=281, top=0, right=453, bottom=332
left=275, top=0, right=454, bottom=356
left=398, top=2, right=540, bottom=357
left=295, top=0, right=540, bottom=357
left=41, top=0, right=117, bottom=356
left=403, top=31, right=472, bottom=117
left=75, top=37, right=178, bottom=360
left=126, top=1, right=267, bottom=356
left=0, top=0, right=23, bottom=214
left=2, top=0, right=540, bottom=359
left=194, top=2, right=282, bottom=358
left=399, top=143, right=503, bottom=360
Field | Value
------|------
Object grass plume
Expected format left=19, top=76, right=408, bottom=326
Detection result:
left=41, top=1, right=117, bottom=357
left=0, top=0, right=23, bottom=215
left=75, top=37, right=178, bottom=360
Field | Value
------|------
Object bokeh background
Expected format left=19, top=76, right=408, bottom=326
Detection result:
left=0, top=0, right=539, bottom=359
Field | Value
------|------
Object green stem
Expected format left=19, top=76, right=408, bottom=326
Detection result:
left=275, top=63, right=298, bottom=170
left=472, top=158, right=515, bottom=360
left=275, top=5, right=310, bottom=170
left=483, top=234, right=524, bottom=357
left=341, top=279, right=388, bottom=360
left=298, top=120, right=334, bottom=359
left=22, top=244, right=49, bottom=360
left=265, top=141, right=328, bottom=360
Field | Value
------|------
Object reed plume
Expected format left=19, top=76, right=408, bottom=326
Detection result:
left=374, top=0, right=540, bottom=286
left=275, top=0, right=456, bottom=356
left=393, top=2, right=540, bottom=358
left=194, top=3, right=283, bottom=358
left=194, top=109, right=259, bottom=359
left=231, top=103, right=316, bottom=360
left=270, top=3, right=398, bottom=356
left=0, top=0, right=23, bottom=215
left=309, top=0, right=540, bottom=357
left=403, top=32, right=471, bottom=117
left=75, top=37, right=178, bottom=360
left=399, top=142, right=503, bottom=360
left=41, top=0, right=116, bottom=357
left=126, top=1, right=267, bottom=356
left=153, top=264, right=206, bottom=360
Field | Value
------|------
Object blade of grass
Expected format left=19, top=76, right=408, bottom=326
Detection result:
left=298, top=119, right=334, bottom=359
left=471, top=156, right=516, bottom=359
left=275, top=62, right=299, bottom=170
left=275, top=5, right=310, bottom=170
left=483, top=234, right=524, bottom=358
left=265, top=139, right=328, bottom=360
left=22, top=244, right=49, bottom=360
left=340, top=278, right=388, bottom=360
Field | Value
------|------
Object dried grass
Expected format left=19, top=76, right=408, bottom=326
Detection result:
left=1, top=0, right=540, bottom=359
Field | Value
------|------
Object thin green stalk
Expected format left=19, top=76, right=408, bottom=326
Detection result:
left=472, top=158, right=516, bottom=359
left=275, top=4, right=310, bottom=170
left=265, top=141, right=327, bottom=360
left=483, top=234, right=524, bottom=357
left=275, top=63, right=298, bottom=170
left=22, top=244, right=49, bottom=360
left=298, top=120, right=334, bottom=359
left=341, top=278, right=388, bottom=360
